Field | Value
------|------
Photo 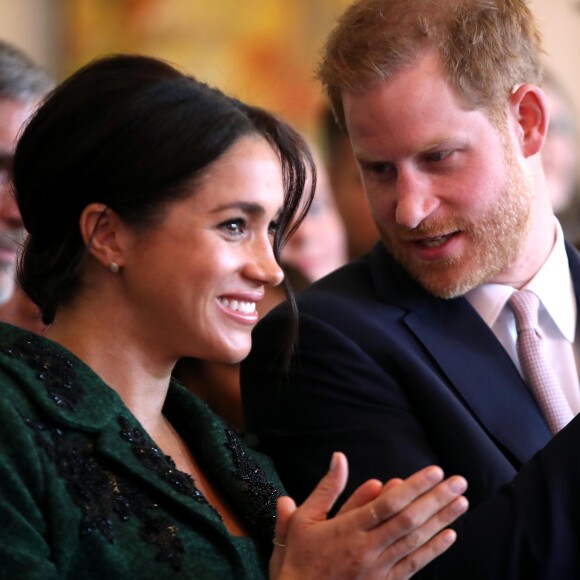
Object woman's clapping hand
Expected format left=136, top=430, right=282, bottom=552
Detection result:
left=270, top=453, right=468, bottom=579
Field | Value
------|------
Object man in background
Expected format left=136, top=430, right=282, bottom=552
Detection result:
left=319, top=105, right=379, bottom=259
left=0, top=41, right=53, bottom=329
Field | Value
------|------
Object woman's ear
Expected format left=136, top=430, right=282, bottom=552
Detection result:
left=508, top=83, right=549, bottom=158
left=79, top=203, right=125, bottom=270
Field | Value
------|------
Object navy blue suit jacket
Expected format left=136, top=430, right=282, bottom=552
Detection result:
left=241, top=241, right=580, bottom=578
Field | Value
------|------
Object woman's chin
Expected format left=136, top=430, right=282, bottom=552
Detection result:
left=221, top=345, right=251, bottom=365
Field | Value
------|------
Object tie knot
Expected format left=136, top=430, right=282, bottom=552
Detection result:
left=509, top=289, right=540, bottom=333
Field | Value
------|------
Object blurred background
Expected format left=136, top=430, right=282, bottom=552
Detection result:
left=1, top=0, right=576, bottom=140
left=0, top=0, right=354, bottom=140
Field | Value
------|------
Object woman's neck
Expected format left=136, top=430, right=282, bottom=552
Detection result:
left=45, top=300, right=250, bottom=537
left=45, top=302, right=174, bottom=435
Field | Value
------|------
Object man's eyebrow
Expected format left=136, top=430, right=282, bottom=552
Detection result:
left=210, top=202, right=265, bottom=216
left=355, top=136, right=462, bottom=164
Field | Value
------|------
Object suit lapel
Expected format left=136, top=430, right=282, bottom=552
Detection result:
left=403, top=301, right=551, bottom=461
left=370, top=244, right=551, bottom=464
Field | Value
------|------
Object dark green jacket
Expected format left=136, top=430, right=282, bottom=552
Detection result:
left=0, top=324, right=283, bottom=579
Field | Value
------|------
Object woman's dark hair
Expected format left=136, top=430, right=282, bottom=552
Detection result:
left=13, top=54, right=315, bottom=350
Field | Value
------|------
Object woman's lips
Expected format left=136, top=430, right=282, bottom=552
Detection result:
left=217, top=295, right=261, bottom=324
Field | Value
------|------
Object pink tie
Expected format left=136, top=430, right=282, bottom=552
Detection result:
left=509, top=290, right=573, bottom=434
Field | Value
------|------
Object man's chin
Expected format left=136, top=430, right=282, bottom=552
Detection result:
left=405, top=259, right=493, bottom=299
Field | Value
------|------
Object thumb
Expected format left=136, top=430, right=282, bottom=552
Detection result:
left=296, top=452, right=348, bottom=522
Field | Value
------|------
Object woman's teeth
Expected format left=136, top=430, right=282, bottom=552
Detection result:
left=218, top=298, right=256, bottom=314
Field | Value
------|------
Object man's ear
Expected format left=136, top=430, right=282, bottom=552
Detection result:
left=508, top=83, right=549, bottom=158
left=79, top=203, right=125, bottom=270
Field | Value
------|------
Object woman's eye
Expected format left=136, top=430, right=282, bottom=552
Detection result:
left=268, top=219, right=280, bottom=237
left=220, top=218, right=246, bottom=237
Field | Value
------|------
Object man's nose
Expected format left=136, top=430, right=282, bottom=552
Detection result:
left=394, top=169, right=439, bottom=229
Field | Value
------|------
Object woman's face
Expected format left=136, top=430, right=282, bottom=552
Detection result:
left=118, top=135, right=285, bottom=364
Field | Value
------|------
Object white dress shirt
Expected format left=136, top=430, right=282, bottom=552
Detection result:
left=465, top=220, right=580, bottom=414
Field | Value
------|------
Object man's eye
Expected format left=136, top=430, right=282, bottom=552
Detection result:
left=369, top=162, right=391, bottom=174
left=425, top=150, right=452, bottom=162
left=360, top=162, right=396, bottom=180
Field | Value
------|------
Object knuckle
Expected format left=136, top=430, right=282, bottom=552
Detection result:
left=379, top=497, right=402, bottom=519
left=396, top=509, right=421, bottom=532
left=405, top=554, right=420, bottom=574
left=402, top=531, right=421, bottom=552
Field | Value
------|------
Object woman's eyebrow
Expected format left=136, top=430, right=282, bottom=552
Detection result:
left=210, top=202, right=265, bottom=216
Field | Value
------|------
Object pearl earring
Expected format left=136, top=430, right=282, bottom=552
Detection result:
left=109, top=262, right=120, bottom=273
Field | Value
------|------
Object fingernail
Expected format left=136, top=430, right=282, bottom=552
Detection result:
left=329, top=452, right=339, bottom=472
left=452, top=496, right=469, bottom=514
left=425, top=466, right=444, bottom=483
left=449, top=476, right=467, bottom=494
left=441, top=529, right=457, bottom=545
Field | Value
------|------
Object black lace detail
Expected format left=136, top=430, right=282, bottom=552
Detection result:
left=2, top=336, right=81, bottom=411
left=24, top=416, right=185, bottom=571
left=118, top=417, right=222, bottom=519
left=225, top=427, right=280, bottom=545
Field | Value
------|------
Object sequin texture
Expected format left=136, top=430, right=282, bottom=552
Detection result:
left=24, top=417, right=185, bottom=570
left=8, top=337, right=186, bottom=571
left=3, top=336, right=80, bottom=410
left=225, top=428, right=280, bottom=546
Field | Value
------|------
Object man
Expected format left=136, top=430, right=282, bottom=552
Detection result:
left=241, top=0, right=580, bottom=576
left=320, top=105, right=379, bottom=259
left=0, top=41, right=53, bottom=318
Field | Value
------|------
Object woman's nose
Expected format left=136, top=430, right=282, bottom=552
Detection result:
left=244, top=238, right=284, bottom=287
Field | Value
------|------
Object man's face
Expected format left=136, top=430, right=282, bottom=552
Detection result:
left=343, top=52, right=535, bottom=298
left=0, top=99, right=31, bottom=304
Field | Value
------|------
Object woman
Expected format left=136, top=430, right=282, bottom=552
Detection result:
left=0, top=54, right=468, bottom=578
